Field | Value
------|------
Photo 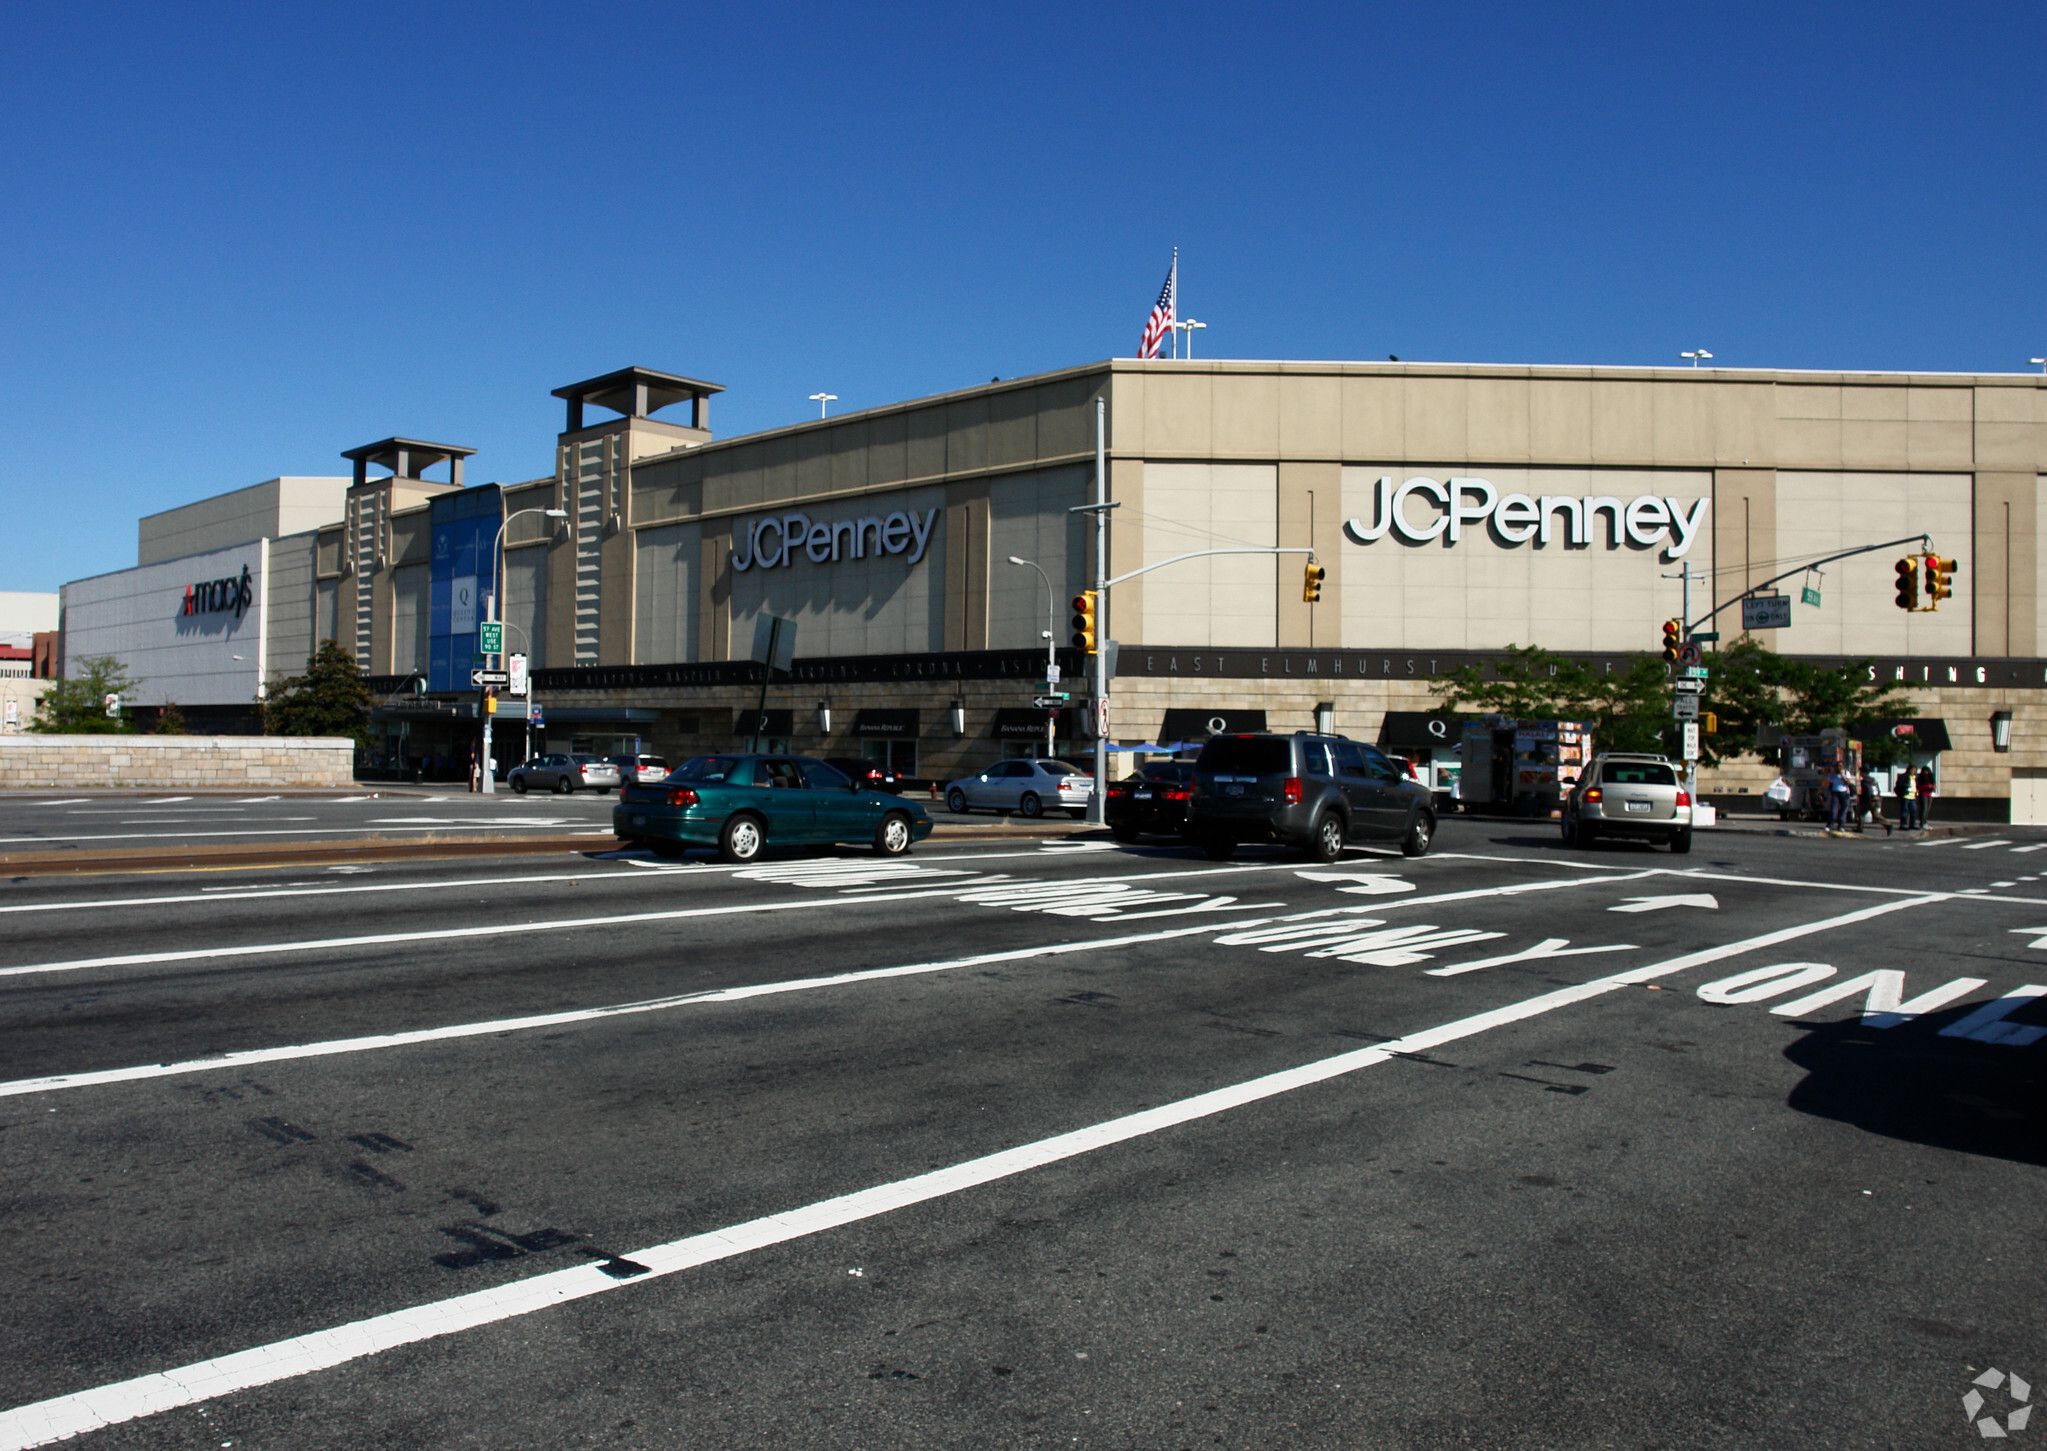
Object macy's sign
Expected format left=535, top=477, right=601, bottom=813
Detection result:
left=1343, top=476, right=1709, bottom=559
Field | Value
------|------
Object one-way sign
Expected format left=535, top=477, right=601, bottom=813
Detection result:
left=1032, top=695, right=1068, bottom=708
left=471, top=669, right=510, bottom=687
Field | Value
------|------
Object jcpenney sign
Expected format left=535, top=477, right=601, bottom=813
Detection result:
left=1343, top=476, right=1710, bottom=559
left=734, top=507, right=939, bottom=572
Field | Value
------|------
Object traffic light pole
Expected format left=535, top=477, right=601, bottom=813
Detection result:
left=1678, top=533, right=1935, bottom=636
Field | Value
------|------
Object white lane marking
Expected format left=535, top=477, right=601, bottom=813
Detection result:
left=1917, top=838, right=1964, bottom=847
left=141, top=797, right=191, bottom=805
left=1425, top=939, right=1637, bottom=977
left=0, top=893, right=1941, bottom=1450
left=0, top=824, right=604, bottom=845
left=1293, top=871, right=1416, bottom=895
left=1992, top=881, right=2019, bottom=888
left=1962, top=840, right=2013, bottom=850
left=236, top=797, right=280, bottom=803
left=1609, top=893, right=1720, bottom=913
left=1767, top=970, right=1988, bottom=1026
left=1938, top=986, right=2047, bottom=1046
left=2009, top=844, right=2047, bottom=854
left=24, top=799, right=89, bottom=806
left=0, top=918, right=1259, bottom=1100
left=2012, top=926, right=2047, bottom=949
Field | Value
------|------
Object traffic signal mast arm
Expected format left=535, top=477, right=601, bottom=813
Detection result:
left=1678, top=532, right=1936, bottom=635
left=1098, top=546, right=1319, bottom=591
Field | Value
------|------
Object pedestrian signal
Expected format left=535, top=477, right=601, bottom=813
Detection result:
left=1302, top=560, right=1325, bottom=603
left=1893, top=557, right=1919, bottom=611
left=1923, top=554, right=1956, bottom=607
left=1070, top=591, right=1098, bottom=653
left=1701, top=711, right=1718, bottom=734
left=1661, top=619, right=1682, bottom=662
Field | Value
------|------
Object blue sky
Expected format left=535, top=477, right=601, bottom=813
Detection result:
left=3, top=2, right=2042, bottom=591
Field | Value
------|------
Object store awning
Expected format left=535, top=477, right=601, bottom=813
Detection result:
left=1159, top=708, right=1267, bottom=740
left=855, top=708, right=920, bottom=736
left=1379, top=712, right=1461, bottom=751
left=1866, top=717, right=1953, bottom=753
left=992, top=707, right=1071, bottom=738
left=538, top=707, right=662, bottom=724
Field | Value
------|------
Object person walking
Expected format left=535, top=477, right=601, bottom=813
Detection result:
left=1859, top=768, right=1888, bottom=835
left=1915, top=765, right=1936, bottom=828
left=1823, top=765, right=1850, bottom=833
left=1894, top=769, right=1916, bottom=829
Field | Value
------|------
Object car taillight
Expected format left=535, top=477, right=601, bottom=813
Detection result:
left=1584, top=787, right=1602, bottom=802
left=1283, top=777, right=1303, bottom=804
left=1108, top=785, right=1129, bottom=798
left=1162, top=788, right=1191, bottom=801
left=1676, top=790, right=1691, bottom=807
left=666, top=787, right=699, bottom=807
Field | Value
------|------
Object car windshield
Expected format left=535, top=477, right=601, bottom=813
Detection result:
left=1603, top=761, right=1677, bottom=786
left=1197, top=737, right=1291, bottom=775
left=1143, top=763, right=1194, bottom=783
left=672, top=755, right=746, bottom=783
left=571, top=755, right=605, bottom=765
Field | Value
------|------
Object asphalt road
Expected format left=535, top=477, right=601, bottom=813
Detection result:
left=0, top=822, right=2042, bottom=1449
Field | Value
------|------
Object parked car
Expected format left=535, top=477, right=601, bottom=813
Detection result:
left=824, top=757, right=903, bottom=794
left=608, top=753, right=669, bottom=787
left=1186, top=732, right=1435, bottom=861
left=1561, top=752, right=1693, bottom=852
left=944, top=758, right=1094, bottom=818
left=1104, top=761, right=1196, bottom=841
left=613, top=754, right=934, bottom=862
left=509, top=753, right=623, bottom=795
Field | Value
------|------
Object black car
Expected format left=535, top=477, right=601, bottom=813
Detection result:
left=824, top=757, right=903, bottom=794
left=1186, top=732, right=1436, bottom=861
left=1104, top=760, right=1196, bottom=841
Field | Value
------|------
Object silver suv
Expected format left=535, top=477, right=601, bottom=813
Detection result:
left=1562, top=752, right=1693, bottom=852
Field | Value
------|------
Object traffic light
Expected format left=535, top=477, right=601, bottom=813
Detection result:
left=1924, top=554, right=1956, bottom=608
left=1070, top=591, right=1098, bottom=653
left=1894, top=557, right=1919, bottom=611
left=1302, top=560, right=1326, bottom=603
left=1661, top=619, right=1682, bottom=662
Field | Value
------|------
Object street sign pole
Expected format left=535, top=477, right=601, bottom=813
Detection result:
left=480, top=606, right=496, bottom=796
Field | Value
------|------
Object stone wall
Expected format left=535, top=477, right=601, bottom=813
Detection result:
left=0, top=735, right=357, bottom=789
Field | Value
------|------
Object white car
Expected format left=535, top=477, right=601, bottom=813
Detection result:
left=945, top=759, right=1094, bottom=818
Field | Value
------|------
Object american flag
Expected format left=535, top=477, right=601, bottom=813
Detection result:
left=1138, top=250, right=1176, bottom=359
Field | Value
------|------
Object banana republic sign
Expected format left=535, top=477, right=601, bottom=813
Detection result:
left=1343, top=476, right=1709, bottom=559
left=180, top=563, right=254, bottom=620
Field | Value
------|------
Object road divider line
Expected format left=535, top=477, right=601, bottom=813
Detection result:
left=0, top=920, right=1264, bottom=1099
left=0, top=892, right=1942, bottom=1451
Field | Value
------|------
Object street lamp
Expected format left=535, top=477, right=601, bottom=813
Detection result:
left=809, top=392, right=837, bottom=418
left=1007, top=555, right=1060, bottom=757
left=1176, top=318, right=1207, bottom=358
left=2032, top=358, right=2047, bottom=373
left=1681, top=350, right=1714, bottom=367
left=481, top=506, right=567, bottom=795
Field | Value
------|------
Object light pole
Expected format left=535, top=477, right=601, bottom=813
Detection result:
left=2032, top=358, right=2047, bottom=374
left=809, top=392, right=837, bottom=418
left=482, top=507, right=566, bottom=795
left=1681, top=349, right=1713, bottom=367
left=1007, top=554, right=1059, bottom=757
left=1177, top=318, right=1207, bottom=358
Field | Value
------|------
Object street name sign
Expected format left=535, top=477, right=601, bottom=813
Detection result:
left=479, top=622, right=503, bottom=655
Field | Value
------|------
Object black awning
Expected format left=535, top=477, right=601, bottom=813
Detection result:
left=1160, top=708, right=1267, bottom=741
left=535, top=707, right=662, bottom=723
left=1379, top=711, right=1461, bottom=752
left=732, top=708, right=793, bottom=737
left=992, top=707, right=1071, bottom=738
left=855, top=708, right=921, bottom=737
left=1866, top=717, right=1953, bottom=753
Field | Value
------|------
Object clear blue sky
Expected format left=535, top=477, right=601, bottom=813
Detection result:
left=3, top=2, right=2041, bottom=591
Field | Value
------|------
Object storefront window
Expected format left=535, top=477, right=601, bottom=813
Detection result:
left=862, top=739, right=918, bottom=776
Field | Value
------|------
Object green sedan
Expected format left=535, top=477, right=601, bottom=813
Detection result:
left=612, top=754, right=936, bottom=863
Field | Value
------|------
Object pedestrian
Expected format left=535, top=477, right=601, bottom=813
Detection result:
left=1893, top=769, right=1915, bottom=829
left=1915, top=765, right=1936, bottom=828
left=1859, top=769, right=1888, bottom=836
left=467, top=746, right=480, bottom=794
left=1831, top=766, right=1855, bottom=832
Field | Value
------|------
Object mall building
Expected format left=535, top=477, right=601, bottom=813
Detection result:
left=54, top=358, right=2047, bottom=813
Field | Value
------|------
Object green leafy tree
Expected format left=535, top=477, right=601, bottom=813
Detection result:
left=264, top=640, right=373, bottom=743
left=31, top=655, right=139, bottom=734
left=1431, top=645, right=1680, bottom=757
left=1702, top=638, right=1915, bottom=762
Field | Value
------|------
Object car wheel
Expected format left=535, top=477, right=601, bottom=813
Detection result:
left=512, top=777, right=528, bottom=795
left=1110, top=824, right=1138, bottom=844
left=1018, top=792, right=1042, bottom=819
left=718, top=813, right=765, bottom=864
left=947, top=788, right=969, bottom=814
left=1400, top=811, right=1434, bottom=858
left=1199, top=834, right=1236, bottom=861
left=1306, top=811, right=1345, bottom=863
left=874, top=812, right=914, bottom=857
left=553, top=775, right=571, bottom=794
left=1669, top=827, right=1693, bottom=855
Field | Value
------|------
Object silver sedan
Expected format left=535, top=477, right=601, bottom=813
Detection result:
left=944, top=758, right=1094, bottom=818
left=509, top=753, right=623, bottom=795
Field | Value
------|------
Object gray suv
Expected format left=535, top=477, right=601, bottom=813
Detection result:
left=1187, top=732, right=1436, bottom=862
left=1562, top=752, right=1693, bottom=852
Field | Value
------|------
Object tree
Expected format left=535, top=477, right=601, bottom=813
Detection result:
left=1430, top=646, right=1680, bottom=757
left=31, top=655, right=138, bottom=734
left=1702, top=638, right=1915, bottom=762
left=153, top=702, right=188, bottom=735
left=264, top=640, right=373, bottom=743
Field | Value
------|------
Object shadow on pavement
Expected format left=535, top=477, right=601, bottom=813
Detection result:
left=1783, top=1012, right=2046, bottom=1168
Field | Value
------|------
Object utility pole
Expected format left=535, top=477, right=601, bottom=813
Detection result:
left=1092, top=396, right=1108, bottom=821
